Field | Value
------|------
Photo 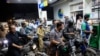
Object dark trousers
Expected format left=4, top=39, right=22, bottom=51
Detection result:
left=6, top=50, right=21, bottom=56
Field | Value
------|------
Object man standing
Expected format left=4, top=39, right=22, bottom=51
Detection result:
left=76, top=16, right=83, bottom=34
left=50, top=22, right=64, bottom=56
left=6, top=24, right=31, bottom=56
left=81, top=14, right=93, bottom=44
left=64, top=16, right=69, bottom=27
left=37, top=24, right=45, bottom=51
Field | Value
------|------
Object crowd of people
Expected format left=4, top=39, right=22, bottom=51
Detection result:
left=0, top=14, right=94, bottom=56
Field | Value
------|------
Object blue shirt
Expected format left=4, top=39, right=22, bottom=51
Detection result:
left=20, top=26, right=33, bottom=35
left=81, top=21, right=90, bottom=39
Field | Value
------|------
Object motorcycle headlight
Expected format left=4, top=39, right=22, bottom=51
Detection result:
left=3, top=40, right=8, bottom=44
left=32, top=44, right=37, bottom=49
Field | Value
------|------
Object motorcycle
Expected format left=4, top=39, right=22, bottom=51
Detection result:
left=21, top=36, right=37, bottom=56
left=35, top=32, right=49, bottom=56
left=59, top=30, right=97, bottom=56
left=74, top=31, right=97, bottom=56
left=21, top=30, right=48, bottom=56
left=43, top=32, right=50, bottom=55
left=57, top=36, right=77, bottom=56
left=0, top=39, right=8, bottom=56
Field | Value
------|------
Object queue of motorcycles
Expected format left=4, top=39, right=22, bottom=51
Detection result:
left=0, top=29, right=97, bottom=56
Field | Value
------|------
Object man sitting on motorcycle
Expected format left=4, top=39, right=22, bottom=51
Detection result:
left=62, top=20, right=77, bottom=54
left=63, top=20, right=76, bottom=40
left=20, top=22, right=33, bottom=35
left=6, top=24, right=32, bottom=56
left=50, top=21, right=65, bottom=56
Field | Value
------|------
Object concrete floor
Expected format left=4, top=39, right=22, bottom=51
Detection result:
left=23, top=50, right=100, bottom=56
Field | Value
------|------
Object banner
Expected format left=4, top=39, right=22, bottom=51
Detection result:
left=42, top=11, right=47, bottom=22
left=43, top=0, right=48, bottom=7
left=39, top=0, right=48, bottom=8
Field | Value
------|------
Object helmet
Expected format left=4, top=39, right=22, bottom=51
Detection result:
left=68, top=20, right=73, bottom=26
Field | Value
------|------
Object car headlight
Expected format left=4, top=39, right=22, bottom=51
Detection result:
left=3, top=40, right=8, bottom=44
left=32, top=44, right=37, bottom=49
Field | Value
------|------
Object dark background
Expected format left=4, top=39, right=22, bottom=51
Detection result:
left=0, top=0, right=54, bottom=22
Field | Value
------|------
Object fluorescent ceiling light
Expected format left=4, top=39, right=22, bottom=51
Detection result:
left=49, top=0, right=52, bottom=2
left=18, top=0, right=21, bottom=2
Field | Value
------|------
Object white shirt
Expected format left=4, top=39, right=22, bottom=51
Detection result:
left=29, top=23, right=37, bottom=29
left=76, top=20, right=82, bottom=30
left=88, top=20, right=93, bottom=31
left=34, top=24, right=38, bottom=29
left=29, top=23, right=34, bottom=27
left=16, top=26, right=21, bottom=32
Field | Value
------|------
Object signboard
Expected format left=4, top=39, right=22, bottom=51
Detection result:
left=58, top=9, right=63, bottom=19
left=42, top=11, right=47, bottom=23
left=39, top=0, right=48, bottom=9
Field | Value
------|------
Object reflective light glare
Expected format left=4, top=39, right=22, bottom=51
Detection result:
left=49, top=0, right=52, bottom=2
left=18, top=0, right=21, bottom=2
left=4, top=40, right=8, bottom=44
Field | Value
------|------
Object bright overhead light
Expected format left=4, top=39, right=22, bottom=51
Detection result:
left=18, top=0, right=21, bottom=2
left=49, top=0, right=52, bottom=2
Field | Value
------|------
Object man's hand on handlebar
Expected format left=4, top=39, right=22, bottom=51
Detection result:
left=61, top=42, right=65, bottom=46
left=90, top=31, right=93, bottom=34
left=27, top=35, right=34, bottom=39
left=69, top=33, right=75, bottom=35
left=18, top=46, right=23, bottom=49
left=65, top=32, right=75, bottom=35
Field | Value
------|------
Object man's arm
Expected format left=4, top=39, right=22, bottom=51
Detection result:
left=81, top=23, right=92, bottom=33
left=18, top=32, right=32, bottom=39
left=6, top=34, right=23, bottom=49
left=12, top=43, right=23, bottom=49
left=51, top=39, right=60, bottom=45
left=61, top=36, right=65, bottom=41
left=63, top=28, right=75, bottom=35
left=84, top=30, right=92, bottom=33
left=65, top=33, right=74, bottom=35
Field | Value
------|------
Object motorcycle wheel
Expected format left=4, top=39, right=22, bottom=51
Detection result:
left=85, top=48, right=97, bottom=56
left=85, top=51, right=96, bottom=56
